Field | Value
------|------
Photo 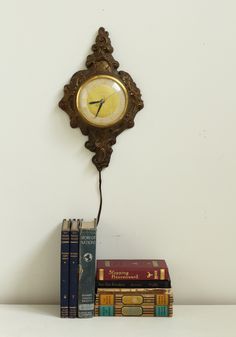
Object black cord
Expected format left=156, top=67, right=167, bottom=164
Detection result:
left=96, top=170, right=102, bottom=225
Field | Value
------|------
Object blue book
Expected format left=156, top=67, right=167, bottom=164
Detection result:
left=69, top=219, right=80, bottom=318
left=60, top=219, right=71, bottom=318
left=78, top=219, right=97, bottom=318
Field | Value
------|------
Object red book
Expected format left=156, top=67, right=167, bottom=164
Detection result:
left=96, top=259, right=169, bottom=281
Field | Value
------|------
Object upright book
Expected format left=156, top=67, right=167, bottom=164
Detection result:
left=69, top=219, right=80, bottom=318
left=78, top=219, right=97, bottom=318
left=97, top=259, right=170, bottom=281
left=60, top=219, right=71, bottom=318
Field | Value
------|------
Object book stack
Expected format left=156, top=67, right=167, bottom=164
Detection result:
left=95, top=260, right=173, bottom=317
left=60, top=219, right=97, bottom=318
left=60, top=220, right=173, bottom=318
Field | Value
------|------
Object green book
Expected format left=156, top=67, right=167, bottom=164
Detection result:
left=78, top=219, right=97, bottom=318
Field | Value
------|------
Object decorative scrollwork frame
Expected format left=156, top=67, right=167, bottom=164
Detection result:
left=59, top=27, right=144, bottom=171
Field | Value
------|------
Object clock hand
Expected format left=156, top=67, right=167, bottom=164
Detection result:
left=104, top=92, right=117, bottom=101
left=95, top=99, right=104, bottom=117
left=89, top=100, right=102, bottom=105
left=93, top=93, right=117, bottom=118
left=90, top=93, right=116, bottom=107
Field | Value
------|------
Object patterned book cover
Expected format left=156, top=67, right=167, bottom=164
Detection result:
left=96, top=279, right=171, bottom=289
left=60, top=219, right=71, bottom=318
left=97, top=259, right=169, bottom=281
left=95, top=304, right=173, bottom=317
left=69, top=219, right=80, bottom=318
left=78, top=219, right=97, bottom=318
left=95, top=288, right=173, bottom=317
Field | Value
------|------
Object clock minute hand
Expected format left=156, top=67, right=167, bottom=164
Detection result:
left=95, top=99, right=104, bottom=117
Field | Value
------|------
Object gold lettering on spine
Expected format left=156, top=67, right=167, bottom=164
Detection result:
left=99, top=268, right=104, bottom=280
left=122, top=295, right=143, bottom=305
left=154, top=270, right=158, bottom=279
left=160, top=269, right=165, bottom=280
left=122, top=306, right=143, bottom=316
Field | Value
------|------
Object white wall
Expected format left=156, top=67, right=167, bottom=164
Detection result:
left=0, top=0, right=236, bottom=304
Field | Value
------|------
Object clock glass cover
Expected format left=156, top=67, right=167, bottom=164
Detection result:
left=76, top=75, right=128, bottom=127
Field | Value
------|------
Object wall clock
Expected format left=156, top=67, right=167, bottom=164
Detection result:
left=59, top=27, right=144, bottom=172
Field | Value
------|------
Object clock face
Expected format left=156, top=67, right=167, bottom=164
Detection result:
left=76, top=75, right=128, bottom=127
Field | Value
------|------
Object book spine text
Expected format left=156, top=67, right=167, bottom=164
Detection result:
left=60, top=226, right=70, bottom=317
left=97, top=268, right=169, bottom=281
left=78, top=228, right=97, bottom=318
left=69, top=225, right=79, bottom=318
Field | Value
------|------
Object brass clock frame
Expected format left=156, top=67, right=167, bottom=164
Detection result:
left=76, top=74, right=129, bottom=128
left=59, top=27, right=144, bottom=171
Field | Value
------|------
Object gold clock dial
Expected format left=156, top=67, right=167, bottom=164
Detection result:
left=76, top=75, right=128, bottom=127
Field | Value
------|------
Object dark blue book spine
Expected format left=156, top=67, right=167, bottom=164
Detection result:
left=78, top=226, right=97, bottom=318
left=69, top=221, right=79, bottom=318
left=60, top=220, right=70, bottom=318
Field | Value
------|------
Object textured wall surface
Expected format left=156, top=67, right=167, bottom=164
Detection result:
left=0, top=0, right=235, bottom=304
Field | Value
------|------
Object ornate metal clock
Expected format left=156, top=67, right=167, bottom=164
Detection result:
left=59, top=27, right=144, bottom=172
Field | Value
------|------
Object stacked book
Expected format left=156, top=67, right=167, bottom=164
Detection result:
left=95, top=260, right=173, bottom=317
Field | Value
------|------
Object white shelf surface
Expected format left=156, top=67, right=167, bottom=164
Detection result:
left=0, top=305, right=235, bottom=337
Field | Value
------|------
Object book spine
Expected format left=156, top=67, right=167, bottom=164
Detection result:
left=69, top=226, right=79, bottom=318
left=97, top=287, right=173, bottom=294
left=60, top=226, right=70, bottom=318
left=96, top=279, right=171, bottom=289
left=78, top=228, right=97, bottom=318
left=96, top=289, right=173, bottom=304
left=95, top=289, right=174, bottom=317
left=115, top=304, right=155, bottom=317
left=97, top=267, right=169, bottom=281
left=95, top=304, right=172, bottom=317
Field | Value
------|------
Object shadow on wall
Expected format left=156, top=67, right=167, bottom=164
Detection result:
left=12, top=224, right=61, bottom=307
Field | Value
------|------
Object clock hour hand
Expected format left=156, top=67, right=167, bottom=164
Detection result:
left=89, top=100, right=102, bottom=105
